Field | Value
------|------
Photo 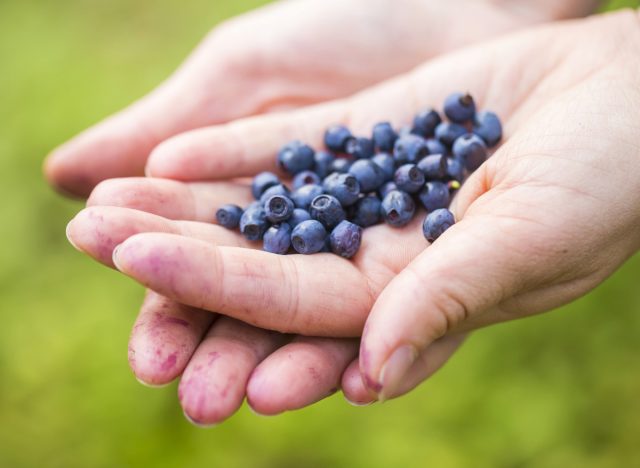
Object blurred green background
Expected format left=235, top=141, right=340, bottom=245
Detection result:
left=1, top=1, right=639, bottom=467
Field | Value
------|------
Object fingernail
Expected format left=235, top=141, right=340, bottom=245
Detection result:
left=135, top=375, right=171, bottom=389
left=182, top=410, right=218, bottom=429
left=112, top=244, right=124, bottom=270
left=65, top=218, right=84, bottom=253
left=378, top=345, right=418, bottom=402
left=344, top=395, right=374, bottom=407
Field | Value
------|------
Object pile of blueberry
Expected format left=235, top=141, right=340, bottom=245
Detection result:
left=216, top=92, right=502, bottom=258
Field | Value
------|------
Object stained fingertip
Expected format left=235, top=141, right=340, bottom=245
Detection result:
left=182, top=409, right=218, bottom=429
left=65, top=218, right=84, bottom=253
left=341, top=359, right=376, bottom=406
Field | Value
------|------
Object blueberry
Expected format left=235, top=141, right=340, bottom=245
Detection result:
left=422, top=208, right=455, bottom=243
left=425, top=138, right=447, bottom=156
left=251, top=172, right=280, bottom=199
left=411, top=109, right=442, bottom=138
left=287, top=208, right=312, bottom=229
left=239, top=204, right=269, bottom=241
left=393, top=134, right=429, bottom=165
left=446, top=157, right=465, bottom=182
left=259, top=183, right=291, bottom=205
left=324, top=125, right=354, bottom=152
left=309, top=194, right=346, bottom=229
left=277, top=140, right=315, bottom=175
left=435, top=122, right=467, bottom=147
left=378, top=181, right=398, bottom=199
left=348, top=159, right=385, bottom=192
left=452, top=134, right=487, bottom=172
left=473, top=110, right=502, bottom=147
left=330, top=157, right=353, bottom=174
left=371, top=152, right=396, bottom=182
left=346, top=137, right=375, bottom=159
left=323, top=173, right=360, bottom=206
left=329, top=220, right=363, bottom=258
left=443, top=92, right=476, bottom=123
left=418, top=181, right=450, bottom=212
left=350, top=195, right=381, bottom=227
left=394, top=164, right=425, bottom=194
left=263, top=223, right=292, bottom=255
left=264, top=195, right=294, bottom=223
left=291, top=220, right=327, bottom=254
left=313, top=151, right=336, bottom=178
left=292, top=170, right=322, bottom=189
left=291, top=184, right=324, bottom=210
left=417, top=154, right=448, bottom=180
left=215, top=204, right=243, bottom=229
left=372, top=122, right=398, bottom=152
left=380, top=190, right=415, bottom=227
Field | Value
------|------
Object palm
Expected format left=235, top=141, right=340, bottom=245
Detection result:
left=67, top=8, right=640, bottom=422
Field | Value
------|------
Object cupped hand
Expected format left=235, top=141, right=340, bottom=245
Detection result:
left=44, top=0, right=596, bottom=197
left=95, top=10, right=640, bottom=403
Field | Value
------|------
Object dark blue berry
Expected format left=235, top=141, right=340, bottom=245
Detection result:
left=277, top=140, right=315, bottom=175
left=446, top=158, right=465, bottom=182
left=452, top=134, right=487, bottom=172
left=259, top=183, right=291, bottom=205
left=380, top=190, right=415, bottom=227
left=313, top=151, right=336, bottom=178
left=292, top=170, right=321, bottom=189
left=330, top=157, right=353, bottom=174
left=239, top=204, right=268, bottom=241
left=291, top=220, right=327, bottom=254
left=323, top=172, right=360, bottom=206
left=418, top=181, right=450, bottom=212
left=371, top=152, right=396, bottom=182
left=346, top=137, right=375, bottom=159
left=435, top=122, right=467, bottom=147
left=329, top=220, right=363, bottom=258
left=309, top=194, right=346, bottom=229
left=350, top=195, right=381, bottom=227
left=394, top=164, right=425, bottom=194
left=443, top=92, right=476, bottom=123
left=372, top=122, right=398, bottom=152
left=265, top=195, right=294, bottom=223
left=251, top=172, right=280, bottom=199
left=473, top=111, right=502, bottom=147
left=215, top=204, right=243, bottom=229
left=411, top=109, right=442, bottom=138
left=291, top=184, right=324, bottom=210
left=417, top=154, right=448, bottom=181
left=425, top=138, right=447, bottom=156
left=348, top=159, right=385, bottom=192
left=378, top=181, right=398, bottom=199
left=423, top=209, right=455, bottom=243
left=324, top=125, right=353, bottom=152
left=263, top=223, right=292, bottom=255
left=393, top=134, right=429, bottom=165
left=287, top=208, right=312, bottom=229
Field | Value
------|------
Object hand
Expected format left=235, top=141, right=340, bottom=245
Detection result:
left=44, top=0, right=597, bottom=197
left=89, top=9, right=640, bottom=403
left=56, top=0, right=601, bottom=424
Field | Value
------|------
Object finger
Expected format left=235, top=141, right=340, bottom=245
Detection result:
left=128, top=291, right=215, bottom=386
left=66, top=206, right=254, bottom=268
left=143, top=36, right=522, bottom=182
left=112, top=232, right=370, bottom=336
left=87, top=177, right=253, bottom=222
left=359, top=174, right=550, bottom=400
left=178, top=317, right=287, bottom=426
left=341, top=334, right=465, bottom=405
left=246, top=337, right=358, bottom=415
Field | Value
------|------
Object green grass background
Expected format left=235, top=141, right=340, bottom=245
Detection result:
left=0, top=1, right=639, bottom=467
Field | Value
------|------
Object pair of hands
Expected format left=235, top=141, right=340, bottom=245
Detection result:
left=47, top=0, right=640, bottom=426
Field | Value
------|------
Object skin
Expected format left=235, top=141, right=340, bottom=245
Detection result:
left=52, top=0, right=612, bottom=423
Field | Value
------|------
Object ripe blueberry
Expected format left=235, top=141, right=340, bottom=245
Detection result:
left=422, top=208, right=455, bottom=243
left=292, top=170, right=322, bottom=189
left=239, top=204, right=268, bottom=241
left=411, top=109, right=442, bottom=138
left=443, top=92, right=476, bottom=123
left=287, top=208, right=312, bottom=229
left=348, top=159, right=385, bottom=192
left=313, top=151, right=336, bottom=179
left=263, top=223, right=292, bottom=255
left=291, top=220, right=327, bottom=254
left=378, top=181, right=398, bottom=199
left=372, top=122, right=398, bottom=152
left=418, top=181, right=450, bottom=212
left=259, top=183, right=291, bottom=205
left=350, top=195, right=381, bottom=227
left=417, top=154, right=448, bottom=180
left=381, top=190, right=415, bottom=227
left=346, top=137, right=375, bottom=159
left=277, top=140, right=315, bottom=175
left=251, top=171, right=280, bottom=199
left=309, top=194, right=346, bottom=229
left=394, top=164, right=425, bottom=193
left=371, top=152, right=396, bottom=182
left=292, top=184, right=324, bottom=210
left=435, top=122, right=467, bottom=147
left=324, top=125, right=353, bottom=152
left=215, top=204, right=243, bottom=229
left=329, top=220, right=363, bottom=258
left=393, top=134, right=429, bottom=165
left=473, top=110, right=502, bottom=147
left=452, top=134, right=487, bottom=172
left=265, top=195, right=294, bottom=223
left=323, top=172, right=360, bottom=206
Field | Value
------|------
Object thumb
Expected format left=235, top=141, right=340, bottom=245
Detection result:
left=359, top=175, right=544, bottom=400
